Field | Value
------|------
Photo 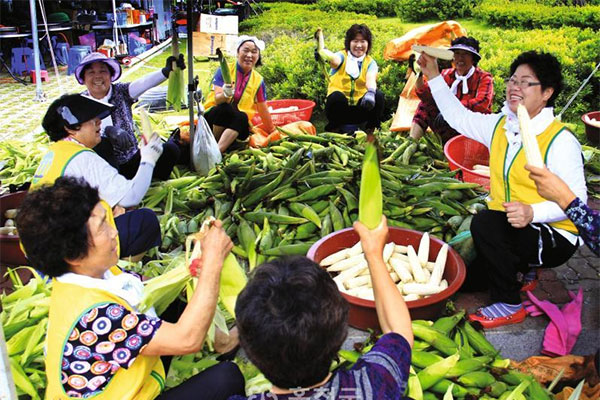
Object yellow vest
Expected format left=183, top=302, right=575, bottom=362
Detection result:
left=488, top=117, right=578, bottom=234
left=45, top=281, right=165, bottom=400
left=30, top=140, right=120, bottom=255
left=327, top=51, right=373, bottom=105
left=203, top=62, right=264, bottom=123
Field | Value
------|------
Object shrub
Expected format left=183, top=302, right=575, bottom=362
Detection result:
left=473, top=0, right=600, bottom=29
left=395, top=0, right=481, bottom=22
left=239, top=3, right=599, bottom=128
left=314, top=0, right=397, bottom=17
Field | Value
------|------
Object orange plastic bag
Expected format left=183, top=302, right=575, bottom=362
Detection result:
left=279, top=121, right=316, bottom=135
left=248, top=133, right=269, bottom=148
left=383, top=21, right=467, bottom=61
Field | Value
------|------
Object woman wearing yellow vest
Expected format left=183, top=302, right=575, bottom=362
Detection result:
left=418, top=51, right=587, bottom=328
left=33, top=94, right=163, bottom=259
left=203, top=36, right=275, bottom=152
left=317, top=24, right=385, bottom=133
left=16, top=177, right=245, bottom=400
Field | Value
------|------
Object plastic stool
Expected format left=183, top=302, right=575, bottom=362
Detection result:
left=10, top=47, right=46, bottom=76
left=67, top=46, right=92, bottom=75
left=55, top=42, right=69, bottom=65
left=30, top=70, right=49, bottom=83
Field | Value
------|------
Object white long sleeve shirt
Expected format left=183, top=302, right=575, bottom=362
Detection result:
left=428, top=75, right=587, bottom=244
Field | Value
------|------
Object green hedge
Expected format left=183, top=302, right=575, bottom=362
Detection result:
left=474, top=0, right=600, bottom=29
left=314, top=0, right=397, bottom=17
left=239, top=3, right=599, bottom=129
left=395, top=0, right=481, bottom=22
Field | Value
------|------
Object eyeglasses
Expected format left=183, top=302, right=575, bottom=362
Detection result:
left=504, top=77, right=542, bottom=89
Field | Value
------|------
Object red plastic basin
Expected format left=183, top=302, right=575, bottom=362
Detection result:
left=582, top=111, right=600, bottom=146
left=444, top=135, right=490, bottom=190
left=307, top=227, right=466, bottom=331
left=251, top=99, right=315, bottom=127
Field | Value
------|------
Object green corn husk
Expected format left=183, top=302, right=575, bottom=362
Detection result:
left=358, top=135, right=383, bottom=229
left=217, top=48, right=232, bottom=84
left=138, top=256, right=190, bottom=315
left=166, top=30, right=185, bottom=111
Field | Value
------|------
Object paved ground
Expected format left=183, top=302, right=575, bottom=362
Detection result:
left=344, top=244, right=599, bottom=361
left=0, top=39, right=215, bottom=142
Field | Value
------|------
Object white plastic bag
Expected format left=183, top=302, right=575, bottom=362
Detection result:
left=191, top=115, right=222, bottom=176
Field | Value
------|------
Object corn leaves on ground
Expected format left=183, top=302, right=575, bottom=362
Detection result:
left=2, top=120, right=598, bottom=397
left=339, top=310, right=556, bottom=400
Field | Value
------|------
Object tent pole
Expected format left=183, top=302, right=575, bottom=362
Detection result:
left=187, top=0, right=195, bottom=134
left=29, top=0, right=45, bottom=101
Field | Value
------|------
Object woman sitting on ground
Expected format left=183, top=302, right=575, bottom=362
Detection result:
left=318, top=24, right=385, bottom=133
left=203, top=36, right=276, bottom=152
left=409, top=36, right=494, bottom=144
left=417, top=50, right=587, bottom=328
left=75, top=52, right=184, bottom=179
left=17, top=177, right=244, bottom=400
left=34, top=93, right=163, bottom=258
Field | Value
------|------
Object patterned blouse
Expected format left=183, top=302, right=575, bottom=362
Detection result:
left=107, top=83, right=139, bottom=165
left=565, top=197, right=599, bottom=256
left=61, top=303, right=162, bottom=397
left=230, top=333, right=412, bottom=400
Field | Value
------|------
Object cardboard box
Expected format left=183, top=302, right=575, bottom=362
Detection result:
left=192, top=32, right=238, bottom=57
left=198, top=13, right=238, bottom=35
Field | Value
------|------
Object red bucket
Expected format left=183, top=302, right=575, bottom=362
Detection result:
left=582, top=111, right=600, bottom=146
left=444, top=135, right=490, bottom=190
left=251, top=99, right=315, bottom=127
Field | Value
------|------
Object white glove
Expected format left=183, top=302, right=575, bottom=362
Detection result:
left=222, top=84, right=234, bottom=99
left=140, top=135, right=163, bottom=167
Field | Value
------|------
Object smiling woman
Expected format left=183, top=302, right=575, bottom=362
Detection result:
left=74, top=52, right=186, bottom=180
left=318, top=24, right=385, bottom=134
left=32, top=94, right=164, bottom=259
left=203, top=35, right=276, bottom=153
left=410, top=36, right=495, bottom=144
left=417, top=50, right=587, bottom=329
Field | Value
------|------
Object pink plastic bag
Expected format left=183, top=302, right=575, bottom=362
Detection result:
left=78, top=32, right=96, bottom=51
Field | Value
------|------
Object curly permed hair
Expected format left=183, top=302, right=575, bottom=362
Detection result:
left=16, top=176, right=99, bottom=277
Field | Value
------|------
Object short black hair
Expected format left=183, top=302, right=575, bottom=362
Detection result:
left=16, top=177, right=100, bottom=277
left=235, top=256, right=349, bottom=389
left=42, top=95, right=80, bottom=141
left=509, top=51, right=563, bottom=107
left=345, top=24, right=372, bottom=55
left=451, top=36, right=481, bottom=66
left=79, top=62, right=116, bottom=85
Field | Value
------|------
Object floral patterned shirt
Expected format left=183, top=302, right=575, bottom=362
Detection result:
left=565, top=197, right=599, bottom=256
left=61, top=303, right=162, bottom=397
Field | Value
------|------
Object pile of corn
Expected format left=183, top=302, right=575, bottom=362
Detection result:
left=1, top=270, right=50, bottom=399
left=0, top=137, right=48, bottom=191
left=338, top=310, right=554, bottom=400
left=143, top=131, right=488, bottom=268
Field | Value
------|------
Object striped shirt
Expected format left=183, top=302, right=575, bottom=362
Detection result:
left=230, top=333, right=411, bottom=400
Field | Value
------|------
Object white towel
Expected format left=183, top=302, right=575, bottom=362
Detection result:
left=450, top=66, right=475, bottom=95
left=345, top=53, right=366, bottom=80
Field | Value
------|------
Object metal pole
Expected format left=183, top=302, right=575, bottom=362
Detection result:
left=29, top=0, right=45, bottom=101
left=112, top=0, right=119, bottom=51
left=187, top=0, right=195, bottom=134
